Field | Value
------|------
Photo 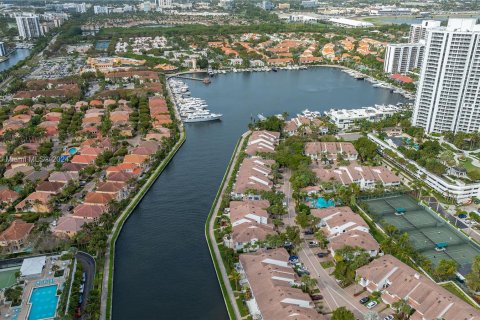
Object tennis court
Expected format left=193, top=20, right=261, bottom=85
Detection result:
left=0, top=267, right=19, bottom=289
left=361, top=194, right=480, bottom=274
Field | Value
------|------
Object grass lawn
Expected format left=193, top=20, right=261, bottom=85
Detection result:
left=320, top=261, right=335, bottom=269
left=462, top=157, right=480, bottom=179
left=0, top=267, right=19, bottom=289
left=441, top=282, right=479, bottom=309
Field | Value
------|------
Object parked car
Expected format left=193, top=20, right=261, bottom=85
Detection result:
left=383, top=315, right=394, bottom=320
left=366, top=301, right=377, bottom=309
left=78, top=294, right=83, bottom=305
left=82, top=272, right=86, bottom=283
left=310, top=295, right=323, bottom=301
left=79, top=284, right=84, bottom=294
left=304, top=229, right=314, bottom=235
left=308, top=241, right=319, bottom=248
left=359, top=297, right=370, bottom=304
left=317, top=252, right=329, bottom=258
left=289, top=256, right=299, bottom=264
left=297, top=267, right=310, bottom=276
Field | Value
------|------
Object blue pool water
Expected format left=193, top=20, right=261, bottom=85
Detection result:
left=68, top=147, right=77, bottom=155
left=28, top=285, right=59, bottom=320
left=308, top=197, right=335, bottom=208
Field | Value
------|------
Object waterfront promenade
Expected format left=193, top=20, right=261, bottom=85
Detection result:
left=100, top=88, right=185, bottom=320
left=206, top=132, right=250, bottom=320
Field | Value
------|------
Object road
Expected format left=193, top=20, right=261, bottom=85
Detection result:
left=297, top=243, right=369, bottom=318
left=76, top=251, right=96, bottom=319
left=281, top=169, right=373, bottom=319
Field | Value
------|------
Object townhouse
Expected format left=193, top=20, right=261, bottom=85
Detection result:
left=232, top=158, right=275, bottom=198
left=225, top=200, right=275, bottom=251
left=311, top=206, right=379, bottom=257
left=0, top=220, right=34, bottom=253
left=357, top=255, right=480, bottom=320
left=245, top=130, right=280, bottom=156
left=312, top=165, right=401, bottom=190
left=238, top=248, right=324, bottom=320
left=304, top=142, right=358, bottom=161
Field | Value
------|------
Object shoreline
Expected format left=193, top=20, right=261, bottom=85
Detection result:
left=101, top=85, right=186, bottom=320
left=204, top=132, right=249, bottom=320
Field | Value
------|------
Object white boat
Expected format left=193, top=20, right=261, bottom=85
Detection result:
left=183, top=113, right=222, bottom=122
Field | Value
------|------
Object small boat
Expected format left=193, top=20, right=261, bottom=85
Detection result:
left=257, top=114, right=267, bottom=121
left=272, top=67, right=278, bottom=72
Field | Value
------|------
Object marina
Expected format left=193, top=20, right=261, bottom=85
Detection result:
left=168, top=78, right=222, bottom=123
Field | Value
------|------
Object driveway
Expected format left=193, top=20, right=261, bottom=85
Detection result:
left=76, top=251, right=96, bottom=319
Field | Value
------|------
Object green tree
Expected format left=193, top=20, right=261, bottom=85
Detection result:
left=332, top=306, right=355, bottom=320
left=466, top=256, right=480, bottom=292
left=392, top=299, right=412, bottom=320
left=434, top=259, right=457, bottom=281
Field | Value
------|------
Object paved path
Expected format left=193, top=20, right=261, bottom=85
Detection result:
left=100, top=86, right=185, bottom=320
left=76, top=251, right=96, bottom=319
left=207, top=132, right=249, bottom=320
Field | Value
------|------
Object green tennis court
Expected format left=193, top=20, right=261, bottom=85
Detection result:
left=0, top=267, right=19, bottom=289
left=361, top=194, right=480, bottom=274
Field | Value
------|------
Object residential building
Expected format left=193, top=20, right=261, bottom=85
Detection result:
left=357, top=255, right=480, bottom=320
left=0, top=220, right=34, bottom=253
left=93, top=5, right=112, bottom=14
left=245, top=130, right=280, bottom=156
left=260, top=0, right=274, bottom=10
left=325, top=104, right=404, bottom=130
left=156, top=0, right=172, bottom=7
left=0, top=42, right=6, bottom=57
left=369, top=133, right=480, bottom=203
left=304, top=142, right=358, bottom=161
left=312, top=164, right=401, bottom=189
left=15, top=13, right=43, bottom=39
left=384, top=43, right=424, bottom=74
left=409, top=20, right=442, bottom=43
left=232, top=158, right=275, bottom=198
left=238, top=249, right=323, bottom=320
left=412, top=19, right=480, bottom=133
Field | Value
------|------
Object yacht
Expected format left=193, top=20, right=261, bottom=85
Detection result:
left=184, top=112, right=222, bottom=122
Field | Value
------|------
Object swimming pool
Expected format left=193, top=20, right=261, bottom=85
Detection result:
left=307, top=197, right=335, bottom=209
left=28, top=285, right=59, bottom=320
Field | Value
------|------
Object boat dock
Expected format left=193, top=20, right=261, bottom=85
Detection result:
left=170, top=75, right=205, bottom=82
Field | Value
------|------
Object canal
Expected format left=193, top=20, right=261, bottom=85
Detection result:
left=112, top=67, right=406, bottom=320
left=0, top=48, right=32, bottom=72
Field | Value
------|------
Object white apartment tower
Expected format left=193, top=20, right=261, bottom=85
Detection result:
left=0, top=42, right=6, bottom=57
left=412, top=19, right=480, bottom=134
left=15, top=13, right=43, bottom=39
left=384, top=43, right=424, bottom=74
left=156, top=0, right=172, bottom=7
left=384, top=20, right=441, bottom=74
left=409, top=20, right=442, bottom=43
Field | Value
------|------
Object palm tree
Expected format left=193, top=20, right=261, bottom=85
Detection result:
left=392, top=299, right=412, bottom=320
left=229, top=270, right=240, bottom=291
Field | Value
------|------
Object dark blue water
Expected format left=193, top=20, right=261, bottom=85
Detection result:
left=112, top=67, right=406, bottom=320
left=0, top=48, right=31, bottom=72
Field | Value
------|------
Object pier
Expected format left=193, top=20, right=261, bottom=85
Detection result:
left=170, top=74, right=205, bottom=82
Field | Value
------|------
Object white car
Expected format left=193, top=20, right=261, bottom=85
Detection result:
left=366, top=301, right=377, bottom=309
left=384, top=315, right=394, bottom=320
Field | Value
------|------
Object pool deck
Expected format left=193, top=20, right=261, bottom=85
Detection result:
left=1, top=255, right=71, bottom=320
